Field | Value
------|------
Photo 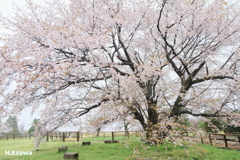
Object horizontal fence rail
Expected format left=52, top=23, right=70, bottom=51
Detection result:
left=209, top=134, right=240, bottom=148
left=0, top=135, right=29, bottom=140
left=44, top=131, right=145, bottom=142
left=1, top=130, right=239, bottom=149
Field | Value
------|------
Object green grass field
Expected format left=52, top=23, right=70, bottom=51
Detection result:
left=0, top=137, right=239, bottom=160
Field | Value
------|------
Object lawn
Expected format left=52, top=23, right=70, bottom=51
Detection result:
left=0, top=137, right=239, bottom=160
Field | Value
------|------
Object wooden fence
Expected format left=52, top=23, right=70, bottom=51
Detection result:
left=176, top=131, right=240, bottom=148
left=45, top=131, right=144, bottom=142
left=1, top=130, right=239, bottom=149
left=0, top=134, right=29, bottom=140
left=0, top=131, right=143, bottom=141
left=209, top=134, right=240, bottom=148
left=43, top=131, right=240, bottom=148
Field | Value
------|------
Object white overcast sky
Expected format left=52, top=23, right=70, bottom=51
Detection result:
left=0, top=0, right=239, bottom=131
left=0, top=0, right=26, bottom=16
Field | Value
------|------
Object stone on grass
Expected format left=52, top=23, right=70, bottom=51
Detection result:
left=104, top=140, right=119, bottom=143
left=112, top=140, right=119, bottom=143
left=104, top=140, right=112, bottom=144
left=82, top=141, right=91, bottom=145
left=61, top=146, right=68, bottom=150
left=63, top=152, right=79, bottom=160
left=58, top=147, right=67, bottom=152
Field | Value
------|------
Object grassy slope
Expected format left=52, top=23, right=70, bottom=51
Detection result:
left=0, top=138, right=239, bottom=160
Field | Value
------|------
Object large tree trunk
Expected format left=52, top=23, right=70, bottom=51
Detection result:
left=131, top=99, right=172, bottom=144
left=145, top=125, right=170, bottom=144
left=146, top=101, right=163, bottom=143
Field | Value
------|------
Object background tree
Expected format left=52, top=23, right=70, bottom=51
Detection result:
left=224, top=125, right=240, bottom=133
left=84, top=103, right=129, bottom=136
left=1, top=0, right=240, bottom=145
left=0, top=125, right=10, bottom=136
left=224, top=110, right=240, bottom=133
left=188, top=117, right=201, bottom=130
left=0, top=115, right=10, bottom=136
left=5, top=116, right=19, bottom=137
left=179, top=115, right=191, bottom=127
left=115, top=111, right=141, bottom=136
left=18, top=122, right=27, bottom=137
left=28, top=118, right=40, bottom=138
left=121, top=117, right=131, bottom=136
left=197, top=118, right=226, bottom=133
left=85, top=112, right=110, bottom=137
left=0, top=114, right=2, bottom=131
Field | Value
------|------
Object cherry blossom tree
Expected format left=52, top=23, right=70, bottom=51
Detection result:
left=1, top=0, right=240, bottom=144
left=0, top=125, right=10, bottom=136
left=84, top=101, right=132, bottom=136
left=84, top=108, right=115, bottom=136
left=0, top=116, right=10, bottom=136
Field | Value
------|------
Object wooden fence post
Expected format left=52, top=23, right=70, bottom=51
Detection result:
left=201, top=137, right=204, bottom=144
left=103, top=132, right=105, bottom=138
left=209, top=134, right=212, bottom=146
left=62, top=132, right=65, bottom=142
left=46, top=132, right=49, bottom=142
left=223, top=135, right=228, bottom=148
left=77, top=132, right=80, bottom=142
left=112, top=132, right=114, bottom=140
left=51, top=133, right=53, bottom=141
left=238, top=136, right=240, bottom=144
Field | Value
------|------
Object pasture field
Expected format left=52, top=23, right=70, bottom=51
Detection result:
left=0, top=137, right=239, bottom=160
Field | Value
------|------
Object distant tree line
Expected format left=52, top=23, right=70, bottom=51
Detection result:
left=0, top=116, right=40, bottom=138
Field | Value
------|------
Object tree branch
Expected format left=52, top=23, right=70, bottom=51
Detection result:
left=192, top=75, right=234, bottom=84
